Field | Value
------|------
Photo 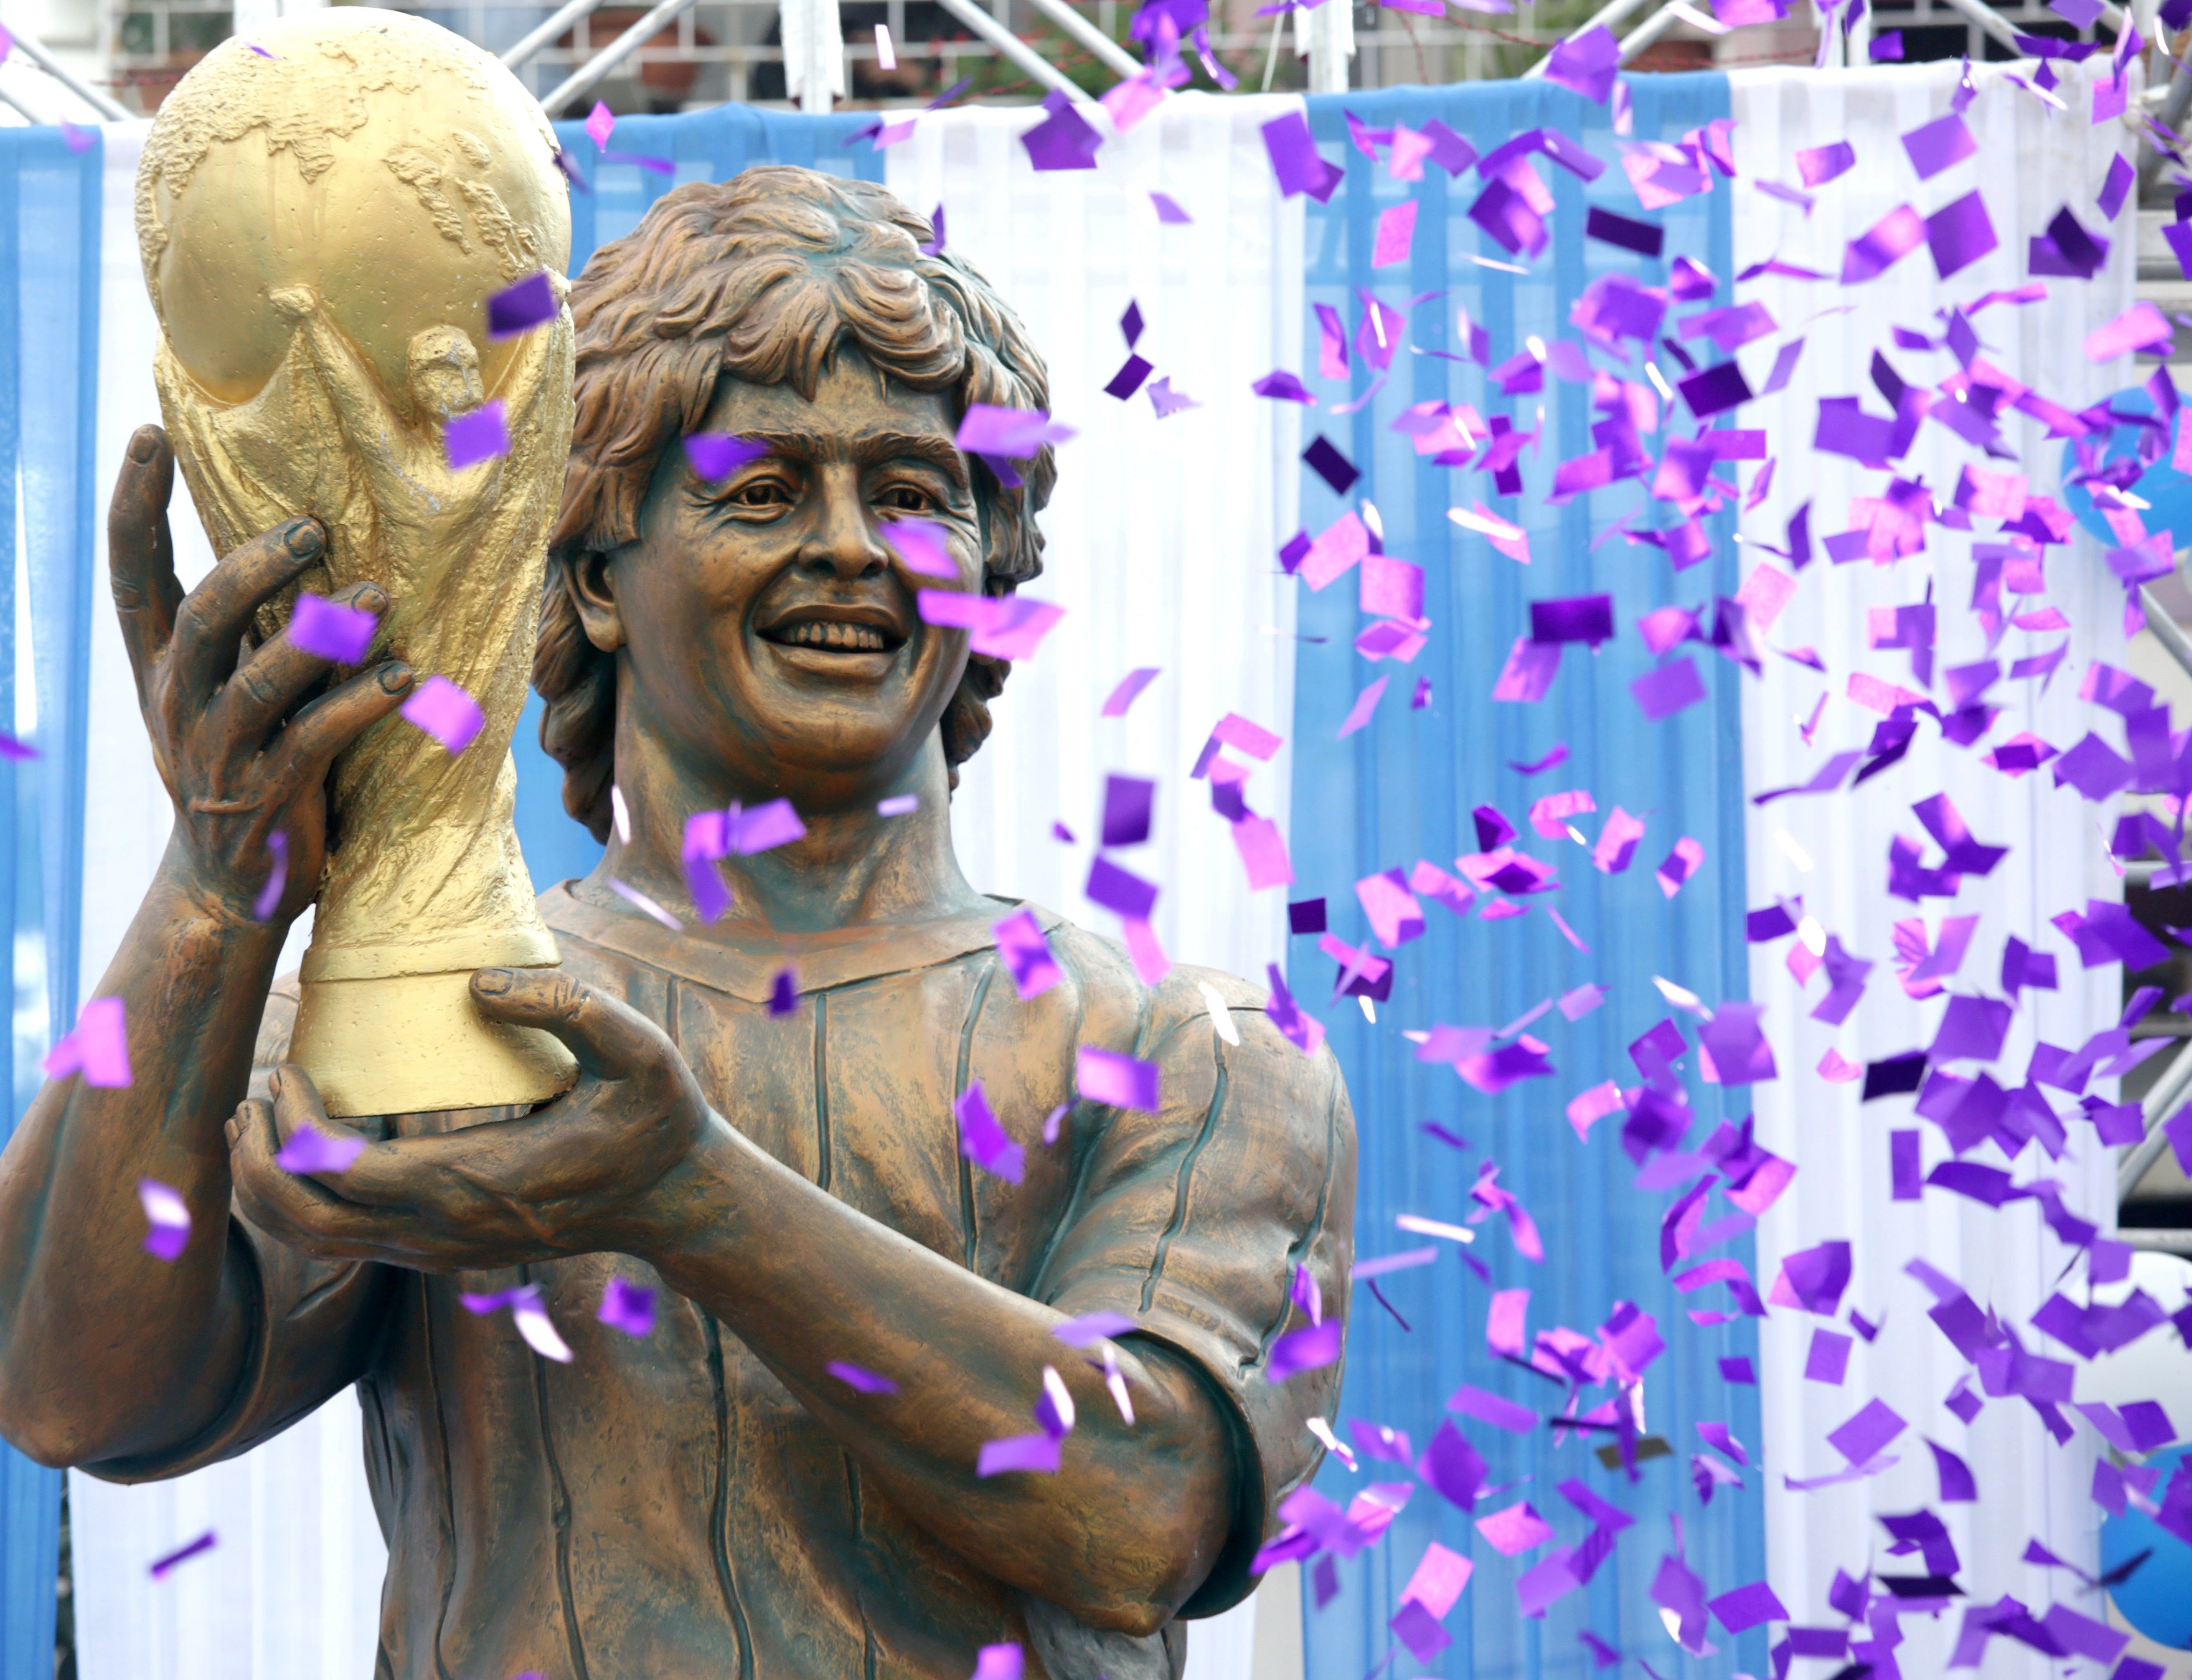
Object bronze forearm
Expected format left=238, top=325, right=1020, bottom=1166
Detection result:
left=0, top=852, right=273, bottom=1465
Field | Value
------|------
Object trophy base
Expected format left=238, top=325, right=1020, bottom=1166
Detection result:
left=290, top=967, right=579, bottom=1118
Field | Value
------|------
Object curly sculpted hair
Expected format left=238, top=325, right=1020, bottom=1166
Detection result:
left=536, top=165, right=1057, bottom=842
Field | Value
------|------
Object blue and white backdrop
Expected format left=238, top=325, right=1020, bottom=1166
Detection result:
left=0, top=57, right=2145, bottom=1680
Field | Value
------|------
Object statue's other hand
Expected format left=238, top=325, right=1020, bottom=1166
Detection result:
left=110, top=424, right=417, bottom=926
left=226, top=971, right=716, bottom=1269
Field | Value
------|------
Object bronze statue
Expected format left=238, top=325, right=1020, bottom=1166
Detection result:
left=0, top=75, right=1356, bottom=1680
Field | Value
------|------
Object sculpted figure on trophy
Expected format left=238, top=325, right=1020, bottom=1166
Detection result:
left=0, top=14, right=1355, bottom=1678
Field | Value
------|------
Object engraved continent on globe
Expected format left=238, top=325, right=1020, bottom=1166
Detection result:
left=136, top=7, right=566, bottom=415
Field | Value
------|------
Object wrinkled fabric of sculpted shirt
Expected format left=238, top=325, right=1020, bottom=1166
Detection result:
left=87, top=886, right=1356, bottom=1680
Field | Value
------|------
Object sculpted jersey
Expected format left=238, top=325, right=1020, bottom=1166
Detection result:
left=89, top=886, right=1356, bottom=1680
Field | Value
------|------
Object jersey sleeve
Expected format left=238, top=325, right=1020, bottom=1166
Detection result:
left=78, top=979, right=398, bottom=1484
left=1032, top=966, right=1356, bottom=1617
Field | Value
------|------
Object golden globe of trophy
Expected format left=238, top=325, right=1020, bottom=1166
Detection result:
left=137, top=7, right=579, bottom=1116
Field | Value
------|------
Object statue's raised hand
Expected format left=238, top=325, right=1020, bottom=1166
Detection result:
left=109, top=424, right=416, bottom=924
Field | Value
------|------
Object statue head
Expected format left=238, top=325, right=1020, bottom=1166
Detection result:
left=537, top=167, right=1055, bottom=841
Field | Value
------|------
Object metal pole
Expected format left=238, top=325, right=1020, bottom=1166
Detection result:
left=2119, top=1036, right=2192, bottom=1199
left=1520, top=0, right=1656, bottom=75
left=0, top=83, right=47, bottom=124
left=1302, top=0, right=1352, bottom=93
left=931, top=0, right=1099, bottom=100
left=1022, top=0, right=1141, bottom=77
left=2119, top=1227, right=2192, bottom=1252
left=1928, top=0, right=2023, bottom=55
left=2140, top=581, right=2192, bottom=690
left=1843, top=0, right=1870, bottom=60
left=539, top=0, right=704, bottom=114
left=3, top=24, right=129, bottom=120
left=500, top=0, right=608, bottom=70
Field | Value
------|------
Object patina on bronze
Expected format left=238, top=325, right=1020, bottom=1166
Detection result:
left=0, top=160, right=1356, bottom=1680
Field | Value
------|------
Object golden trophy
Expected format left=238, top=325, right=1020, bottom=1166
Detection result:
left=137, top=7, right=579, bottom=1115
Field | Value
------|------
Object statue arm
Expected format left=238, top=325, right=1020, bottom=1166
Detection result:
left=0, top=872, right=278, bottom=1466
left=0, top=429, right=412, bottom=1468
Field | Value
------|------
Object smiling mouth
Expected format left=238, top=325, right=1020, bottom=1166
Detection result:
left=761, top=619, right=905, bottom=654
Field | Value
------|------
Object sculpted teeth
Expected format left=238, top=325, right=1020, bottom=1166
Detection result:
left=784, top=622, right=888, bottom=651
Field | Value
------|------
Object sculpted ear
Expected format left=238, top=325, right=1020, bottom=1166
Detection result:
left=563, top=551, right=626, bottom=653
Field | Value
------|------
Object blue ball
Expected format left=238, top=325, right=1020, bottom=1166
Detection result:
left=2102, top=1444, right=2192, bottom=1650
left=2060, top=387, right=2192, bottom=551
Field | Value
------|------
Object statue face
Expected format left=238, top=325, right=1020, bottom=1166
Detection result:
left=605, top=349, right=985, bottom=804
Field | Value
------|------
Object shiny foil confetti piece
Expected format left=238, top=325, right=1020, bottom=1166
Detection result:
left=138, top=1178, right=190, bottom=1261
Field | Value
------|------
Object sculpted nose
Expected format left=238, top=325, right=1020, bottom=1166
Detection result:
left=803, top=467, right=890, bottom=582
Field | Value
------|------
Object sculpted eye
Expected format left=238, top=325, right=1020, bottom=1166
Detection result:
left=882, top=486, right=931, bottom=513
left=732, top=478, right=793, bottom=509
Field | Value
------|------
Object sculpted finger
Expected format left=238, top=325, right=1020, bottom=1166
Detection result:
left=263, top=662, right=413, bottom=789
left=331, top=1120, right=589, bottom=1224
left=268, top=1063, right=333, bottom=1137
left=169, top=517, right=328, bottom=706
left=228, top=1083, right=388, bottom=1255
left=469, top=967, right=673, bottom=1081
left=108, top=425, right=183, bottom=705
left=210, top=580, right=387, bottom=750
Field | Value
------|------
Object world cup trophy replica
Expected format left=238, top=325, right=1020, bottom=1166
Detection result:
left=137, top=8, right=579, bottom=1116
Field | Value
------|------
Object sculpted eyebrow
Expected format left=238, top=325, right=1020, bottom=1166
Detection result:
left=854, top=431, right=970, bottom=484
left=729, top=430, right=968, bottom=488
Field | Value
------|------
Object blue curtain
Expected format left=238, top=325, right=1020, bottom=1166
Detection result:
left=1288, top=79, right=1766, bottom=1680
left=0, top=124, right=100, bottom=1680
left=511, top=105, right=887, bottom=886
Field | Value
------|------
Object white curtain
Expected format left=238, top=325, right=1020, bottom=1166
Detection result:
left=889, top=93, right=1307, bottom=986
left=71, top=99, right=1306, bottom=1680
left=1731, top=60, right=2132, bottom=1671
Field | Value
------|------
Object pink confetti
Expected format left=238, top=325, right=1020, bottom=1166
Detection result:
left=1373, top=199, right=1419, bottom=267
left=1475, top=1500, right=1555, bottom=1556
left=400, top=676, right=486, bottom=755
left=42, top=996, right=130, bottom=1088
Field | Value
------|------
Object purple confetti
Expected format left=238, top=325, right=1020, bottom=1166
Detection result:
left=289, top=593, right=378, bottom=663
left=486, top=271, right=557, bottom=339
left=956, top=1081, right=1024, bottom=1183
left=829, top=1360, right=899, bottom=1394
left=275, top=1122, right=367, bottom=1175
left=597, top=1277, right=655, bottom=1337
left=443, top=401, right=509, bottom=470
left=149, top=1531, right=216, bottom=1579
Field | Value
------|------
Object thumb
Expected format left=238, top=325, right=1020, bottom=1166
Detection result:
left=469, top=967, right=666, bottom=1081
